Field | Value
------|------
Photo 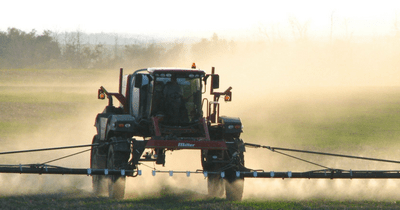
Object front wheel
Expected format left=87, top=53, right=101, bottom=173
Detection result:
left=225, top=172, right=244, bottom=201
left=202, top=150, right=224, bottom=198
left=207, top=173, right=224, bottom=198
left=91, top=135, right=107, bottom=196
left=225, top=145, right=245, bottom=201
left=107, top=143, right=130, bottom=199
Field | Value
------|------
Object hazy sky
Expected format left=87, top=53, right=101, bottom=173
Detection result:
left=2, top=1, right=400, bottom=40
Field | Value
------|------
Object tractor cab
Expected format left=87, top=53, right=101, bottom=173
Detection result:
left=97, top=64, right=231, bottom=140
left=149, top=69, right=204, bottom=124
left=128, top=67, right=208, bottom=138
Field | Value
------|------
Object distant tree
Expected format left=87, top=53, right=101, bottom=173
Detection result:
left=0, top=28, right=60, bottom=69
left=288, top=16, right=310, bottom=42
left=61, top=30, right=85, bottom=68
left=330, top=11, right=335, bottom=43
left=337, top=17, right=353, bottom=43
left=34, top=30, right=61, bottom=67
left=124, top=43, right=165, bottom=68
left=114, top=34, right=120, bottom=62
left=191, top=33, right=233, bottom=63
left=0, top=31, right=8, bottom=65
left=259, top=22, right=284, bottom=44
left=394, top=13, right=400, bottom=38
left=164, top=42, right=185, bottom=66
left=59, top=30, right=111, bottom=69
left=191, top=37, right=210, bottom=61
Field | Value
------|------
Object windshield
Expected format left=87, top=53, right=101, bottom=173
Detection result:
left=152, top=76, right=202, bottom=123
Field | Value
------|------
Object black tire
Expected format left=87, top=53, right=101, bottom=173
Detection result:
left=107, top=144, right=129, bottom=199
left=207, top=173, right=224, bottom=198
left=90, top=135, right=107, bottom=196
left=224, top=138, right=245, bottom=201
left=202, top=151, right=225, bottom=198
left=225, top=173, right=244, bottom=201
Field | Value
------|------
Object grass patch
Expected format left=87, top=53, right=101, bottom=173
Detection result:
left=1, top=191, right=400, bottom=209
left=0, top=121, right=34, bottom=137
left=241, top=87, right=400, bottom=150
left=0, top=69, right=102, bottom=143
left=0, top=87, right=95, bottom=103
left=0, top=69, right=107, bottom=85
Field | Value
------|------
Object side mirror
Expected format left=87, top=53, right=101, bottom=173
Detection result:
left=134, top=75, right=142, bottom=88
left=212, top=75, right=219, bottom=89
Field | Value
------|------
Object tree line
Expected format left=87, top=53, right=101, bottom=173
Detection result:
left=0, top=28, right=235, bottom=69
left=0, top=28, right=60, bottom=69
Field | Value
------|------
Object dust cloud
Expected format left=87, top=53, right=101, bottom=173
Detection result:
left=207, top=34, right=400, bottom=200
left=0, top=70, right=113, bottom=195
left=2, top=28, right=400, bottom=201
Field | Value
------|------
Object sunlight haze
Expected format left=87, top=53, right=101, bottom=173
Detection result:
left=2, top=0, right=400, bottom=39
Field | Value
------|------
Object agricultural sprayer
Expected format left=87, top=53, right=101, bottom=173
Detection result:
left=1, top=64, right=400, bottom=201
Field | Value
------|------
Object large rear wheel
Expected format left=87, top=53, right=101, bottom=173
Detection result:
left=202, top=151, right=225, bottom=198
left=224, top=138, right=245, bottom=201
left=207, top=173, right=224, bottom=198
left=225, top=170, right=244, bottom=201
left=202, top=137, right=246, bottom=201
left=107, top=143, right=130, bottom=199
left=91, top=135, right=107, bottom=196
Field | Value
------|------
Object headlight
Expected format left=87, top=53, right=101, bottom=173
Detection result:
left=117, top=123, right=131, bottom=128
